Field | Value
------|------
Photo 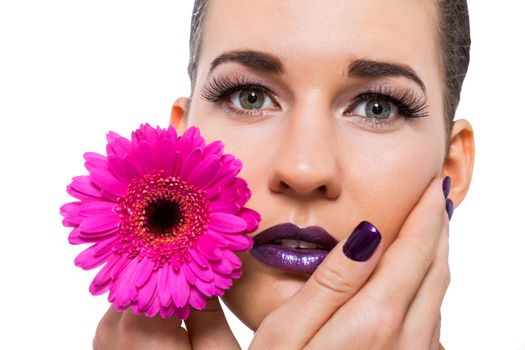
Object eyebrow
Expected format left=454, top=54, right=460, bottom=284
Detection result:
left=208, top=50, right=425, bottom=92
left=347, top=59, right=426, bottom=93
left=209, top=50, right=284, bottom=75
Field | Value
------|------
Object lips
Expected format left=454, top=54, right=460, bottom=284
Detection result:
left=249, top=223, right=338, bottom=274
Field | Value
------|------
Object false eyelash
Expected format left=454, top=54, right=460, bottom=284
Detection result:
left=200, top=73, right=275, bottom=103
left=350, top=85, right=429, bottom=119
left=200, top=74, right=429, bottom=120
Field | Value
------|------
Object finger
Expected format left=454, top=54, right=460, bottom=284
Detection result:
left=359, top=176, right=447, bottom=320
left=93, top=306, right=122, bottom=350
left=431, top=313, right=442, bottom=350
left=400, top=210, right=449, bottom=347
left=251, top=221, right=383, bottom=350
left=110, top=307, right=190, bottom=350
left=304, top=177, right=447, bottom=349
left=185, top=297, right=240, bottom=350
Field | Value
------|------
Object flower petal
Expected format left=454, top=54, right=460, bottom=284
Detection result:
left=209, top=212, right=247, bottom=233
left=188, top=259, right=213, bottom=282
left=78, top=226, right=118, bottom=242
left=231, top=268, right=241, bottom=279
left=123, top=154, right=145, bottom=178
left=110, top=255, right=131, bottom=280
left=188, top=288, right=206, bottom=310
left=133, top=257, right=155, bottom=288
left=178, top=127, right=205, bottom=163
left=238, top=207, right=261, bottom=232
left=74, top=243, right=113, bottom=270
left=84, top=152, right=107, bottom=173
left=159, top=302, right=176, bottom=319
left=107, top=154, right=133, bottom=184
left=208, top=200, right=240, bottom=214
left=213, top=273, right=233, bottom=290
left=137, top=270, right=157, bottom=311
left=106, top=131, right=132, bottom=156
left=210, top=254, right=233, bottom=275
left=166, top=151, right=181, bottom=177
left=79, top=212, right=121, bottom=233
left=179, top=147, right=203, bottom=179
left=89, top=168, right=128, bottom=197
left=135, top=140, right=156, bottom=173
left=155, top=138, right=175, bottom=174
left=188, top=249, right=209, bottom=268
left=67, top=227, right=85, bottom=244
left=91, top=236, right=118, bottom=256
left=170, top=268, right=190, bottom=308
left=224, top=234, right=253, bottom=251
left=60, top=202, right=82, bottom=224
left=196, top=237, right=221, bottom=261
left=91, top=254, right=124, bottom=289
left=204, top=230, right=229, bottom=248
left=187, top=155, right=220, bottom=189
left=204, top=166, right=236, bottom=191
left=222, top=249, right=242, bottom=270
left=109, top=259, right=139, bottom=308
left=175, top=305, right=191, bottom=320
left=194, top=278, right=215, bottom=297
left=69, top=176, right=102, bottom=198
left=78, top=201, right=116, bottom=216
left=203, top=140, right=224, bottom=158
left=158, top=264, right=173, bottom=308
left=182, top=263, right=197, bottom=285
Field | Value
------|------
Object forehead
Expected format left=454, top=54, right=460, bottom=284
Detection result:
left=199, top=0, right=440, bottom=83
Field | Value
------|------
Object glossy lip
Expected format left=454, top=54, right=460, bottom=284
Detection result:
left=249, top=223, right=338, bottom=274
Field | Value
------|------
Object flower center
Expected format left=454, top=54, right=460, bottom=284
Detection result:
left=144, top=198, right=183, bottom=236
left=115, top=170, right=210, bottom=265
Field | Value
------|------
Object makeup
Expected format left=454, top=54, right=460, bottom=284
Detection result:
left=250, top=223, right=338, bottom=274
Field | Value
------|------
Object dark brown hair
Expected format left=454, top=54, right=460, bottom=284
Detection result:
left=187, top=0, right=470, bottom=130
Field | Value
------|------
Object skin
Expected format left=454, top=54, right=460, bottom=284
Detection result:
left=94, top=0, right=475, bottom=348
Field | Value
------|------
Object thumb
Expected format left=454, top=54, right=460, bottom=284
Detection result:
left=185, top=296, right=240, bottom=350
left=250, top=221, right=382, bottom=349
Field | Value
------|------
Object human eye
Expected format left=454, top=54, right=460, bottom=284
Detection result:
left=200, top=74, right=279, bottom=117
left=345, top=85, right=429, bottom=124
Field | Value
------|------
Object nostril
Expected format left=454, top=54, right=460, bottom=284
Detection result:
left=278, top=181, right=291, bottom=192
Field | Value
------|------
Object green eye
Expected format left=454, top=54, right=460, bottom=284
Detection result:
left=230, top=88, right=276, bottom=111
left=365, top=99, right=391, bottom=119
left=352, top=97, right=398, bottom=120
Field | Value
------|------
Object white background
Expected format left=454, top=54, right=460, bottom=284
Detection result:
left=0, top=1, right=524, bottom=349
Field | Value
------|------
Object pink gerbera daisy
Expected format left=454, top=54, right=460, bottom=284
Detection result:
left=60, top=123, right=261, bottom=319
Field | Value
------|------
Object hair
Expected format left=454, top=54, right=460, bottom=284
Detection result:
left=187, top=0, right=470, bottom=132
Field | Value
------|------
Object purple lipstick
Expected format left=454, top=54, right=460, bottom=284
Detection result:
left=249, top=223, right=338, bottom=274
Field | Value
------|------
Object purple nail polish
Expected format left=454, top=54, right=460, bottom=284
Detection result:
left=442, top=176, right=451, bottom=199
left=445, top=198, right=454, bottom=220
left=342, top=221, right=382, bottom=262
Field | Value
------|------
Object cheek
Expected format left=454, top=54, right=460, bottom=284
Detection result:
left=346, top=131, right=442, bottom=247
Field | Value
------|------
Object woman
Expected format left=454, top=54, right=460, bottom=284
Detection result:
left=94, top=0, right=474, bottom=348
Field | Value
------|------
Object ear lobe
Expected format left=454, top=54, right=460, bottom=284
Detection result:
left=170, top=97, right=190, bottom=132
left=442, top=118, right=475, bottom=206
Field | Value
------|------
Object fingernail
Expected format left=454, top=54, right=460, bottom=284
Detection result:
left=445, top=198, right=454, bottom=220
left=442, top=176, right=451, bottom=199
left=342, top=221, right=382, bottom=262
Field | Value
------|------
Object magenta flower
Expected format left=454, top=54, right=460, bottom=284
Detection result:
left=60, top=124, right=261, bottom=319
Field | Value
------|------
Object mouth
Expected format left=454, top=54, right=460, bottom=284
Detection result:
left=249, top=223, right=338, bottom=274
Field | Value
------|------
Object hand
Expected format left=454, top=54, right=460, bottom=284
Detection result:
left=250, top=177, right=450, bottom=350
left=93, top=297, right=240, bottom=349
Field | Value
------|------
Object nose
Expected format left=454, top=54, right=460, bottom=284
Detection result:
left=268, top=102, right=342, bottom=200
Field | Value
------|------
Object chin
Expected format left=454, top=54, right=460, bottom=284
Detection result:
left=221, top=253, right=309, bottom=330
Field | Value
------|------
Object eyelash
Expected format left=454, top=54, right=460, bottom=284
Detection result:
left=200, top=75, right=429, bottom=120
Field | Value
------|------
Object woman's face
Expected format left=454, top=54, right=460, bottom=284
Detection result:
left=176, top=0, right=446, bottom=329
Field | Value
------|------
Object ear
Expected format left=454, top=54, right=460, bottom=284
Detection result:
left=170, top=97, right=191, bottom=132
left=442, top=118, right=475, bottom=207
